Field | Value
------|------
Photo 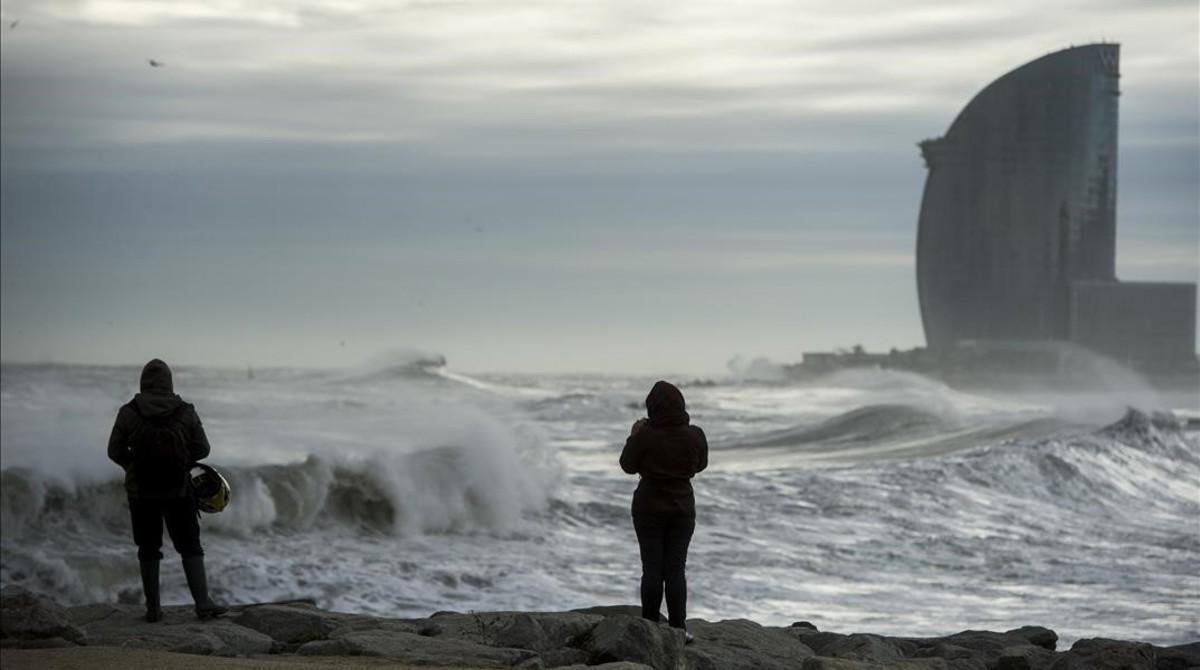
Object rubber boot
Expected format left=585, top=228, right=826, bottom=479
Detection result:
left=181, top=555, right=228, bottom=619
left=139, top=560, right=162, bottom=623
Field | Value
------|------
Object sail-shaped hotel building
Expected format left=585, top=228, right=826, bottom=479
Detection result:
left=915, top=44, right=1195, bottom=372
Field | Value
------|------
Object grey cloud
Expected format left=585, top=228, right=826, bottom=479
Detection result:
left=1, top=0, right=1195, bottom=370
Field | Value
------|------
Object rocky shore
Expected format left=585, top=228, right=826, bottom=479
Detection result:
left=2, top=587, right=1196, bottom=669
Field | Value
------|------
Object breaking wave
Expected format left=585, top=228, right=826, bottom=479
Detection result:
left=2, top=440, right=559, bottom=542
left=965, top=408, right=1200, bottom=513
left=2, top=362, right=1196, bottom=643
left=722, top=404, right=952, bottom=449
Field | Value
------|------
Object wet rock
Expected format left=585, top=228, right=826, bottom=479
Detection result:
left=77, top=603, right=273, bottom=657
left=1004, top=626, right=1058, bottom=651
left=684, top=618, right=814, bottom=670
left=940, top=630, right=1027, bottom=656
left=802, top=658, right=950, bottom=669
left=1050, top=638, right=1156, bottom=670
left=792, top=621, right=820, bottom=631
left=556, top=664, right=655, bottom=670
left=296, top=638, right=352, bottom=656
left=116, top=621, right=273, bottom=657
left=420, top=610, right=602, bottom=652
left=907, top=642, right=990, bottom=670
left=539, top=646, right=590, bottom=667
left=176, top=621, right=276, bottom=656
left=783, top=629, right=849, bottom=655
left=330, top=616, right=421, bottom=637
left=581, top=615, right=685, bottom=669
left=1156, top=641, right=1200, bottom=670
left=167, top=633, right=223, bottom=656
left=820, top=633, right=904, bottom=662
left=234, top=603, right=339, bottom=644
left=995, top=644, right=1056, bottom=670
left=890, top=637, right=923, bottom=656
left=8, top=594, right=1186, bottom=670
left=66, top=603, right=126, bottom=628
left=572, top=604, right=644, bottom=618
left=0, top=586, right=87, bottom=646
left=912, top=642, right=975, bottom=660
left=318, top=629, right=539, bottom=666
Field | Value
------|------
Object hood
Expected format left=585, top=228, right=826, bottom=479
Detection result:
left=645, top=380, right=689, bottom=427
left=135, top=359, right=182, bottom=416
left=133, top=392, right=184, bottom=417
left=140, top=359, right=174, bottom=394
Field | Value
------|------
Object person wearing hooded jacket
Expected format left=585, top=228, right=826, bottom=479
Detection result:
left=107, top=359, right=227, bottom=622
left=619, top=380, right=708, bottom=639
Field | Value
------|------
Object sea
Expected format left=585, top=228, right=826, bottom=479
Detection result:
left=1, top=358, right=1197, bottom=647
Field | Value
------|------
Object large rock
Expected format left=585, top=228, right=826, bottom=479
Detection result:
left=0, top=587, right=87, bottom=646
left=295, top=639, right=348, bottom=656
left=784, top=629, right=850, bottom=655
left=909, top=642, right=988, bottom=670
left=234, top=603, right=339, bottom=644
left=1004, top=626, right=1058, bottom=651
left=9, top=595, right=1182, bottom=670
left=820, top=633, right=904, bottom=663
left=298, top=629, right=538, bottom=666
left=116, top=619, right=273, bottom=657
left=1156, top=641, right=1200, bottom=670
left=994, top=644, right=1056, bottom=670
left=911, top=642, right=975, bottom=661
left=1050, top=638, right=1156, bottom=670
left=902, top=630, right=1060, bottom=670
left=684, top=618, right=814, bottom=670
left=573, top=605, right=644, bottom=618
left=539, top=647, right=591, bottom=667
left=802, top=658, right=950, bottom=670
left=581, top=615, right=685, bottom=670
left=938, top=630, right=1032, bottom=657
left=72, top=602, right=273, bottom=657
left=556, top=664, right=656, bottom=670
left=66, top=603, right=128, bottom=628
left=419, top=610, right=602, bottom=652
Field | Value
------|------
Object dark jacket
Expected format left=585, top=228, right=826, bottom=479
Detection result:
left=620, top=381, right=708, bottom=519
left=107, top=359, right=211, bottom=499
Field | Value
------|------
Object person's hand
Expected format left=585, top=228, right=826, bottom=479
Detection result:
left=630, top=418, right=649, bottom=436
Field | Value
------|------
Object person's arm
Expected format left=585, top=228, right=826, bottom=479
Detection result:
left=619, top=420, right=649, bottom=474
left=186, top=407, right=212, bottom=462
left=692, top=426, right=708, bottom=474
left=107, top=408, right=133, bottom=469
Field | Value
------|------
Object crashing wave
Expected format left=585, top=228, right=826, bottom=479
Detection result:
left=722, top=404, right=950, bottom=450
left=1, top=438, right=559, bottom=542
left=941, top=407, right=1199, bottom=511
left=1099, top=407, right=1183, bottom=443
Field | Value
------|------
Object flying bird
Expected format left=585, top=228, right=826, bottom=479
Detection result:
left=147, top=58, right=165, bottom=68
left=9, top=19, right=19, bottom=29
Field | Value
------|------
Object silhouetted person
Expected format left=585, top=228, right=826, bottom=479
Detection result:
left=619, top=381, right=708, bottom=640
left=107, top=359, right=227, bottom=622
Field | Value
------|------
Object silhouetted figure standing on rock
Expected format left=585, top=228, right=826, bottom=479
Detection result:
left=107, top=359, right=227, bottom=622
left=620, top=380, right=708, bottom=641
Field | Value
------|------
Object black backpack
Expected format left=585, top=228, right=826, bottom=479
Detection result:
left=131, top=406, right=192, bottom=495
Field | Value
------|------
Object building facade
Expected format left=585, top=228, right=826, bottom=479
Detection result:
left=915, top=44, right=1196, bottom=371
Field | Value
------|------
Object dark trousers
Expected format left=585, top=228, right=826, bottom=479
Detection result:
left=633, top=513, right=695, bottom=628
left=129, top=497, right=203, bottom=562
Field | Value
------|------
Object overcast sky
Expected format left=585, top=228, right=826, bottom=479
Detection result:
left=1, top=0, right=1196, bottom=374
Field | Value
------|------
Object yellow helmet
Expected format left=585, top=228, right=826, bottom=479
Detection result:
left=190, top=463, right=231, bottom=514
